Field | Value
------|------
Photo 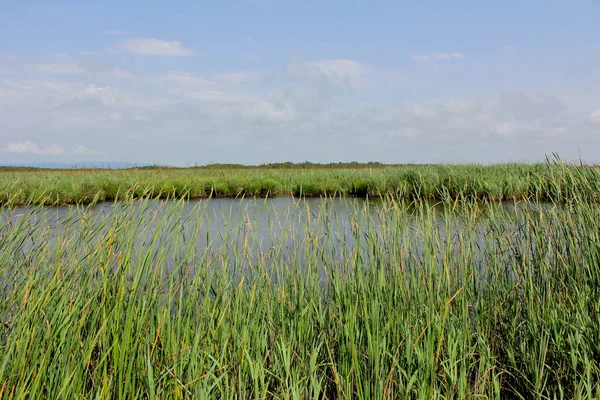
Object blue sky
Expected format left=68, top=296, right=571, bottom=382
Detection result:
left=1, top=0, right=599, bottom=165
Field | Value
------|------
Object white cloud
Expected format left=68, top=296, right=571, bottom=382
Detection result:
left=80, top=57, right=112, bottom=74
left=80, top=83, right=113, bottom=96
left=25, top=63, right=85, bottom=75
left=73, top=145, right=106, bottom=156
left=411, top=55, right=431, bottom=62
left=45, top=52, right=71, bottom=61
left=445, top=100, right=477, bottom=114
left=0, top=141, right=65, bottom=155
left=284, top=58, right=371, bottom=89
left=144, top=70, right=258, bottom=106
left=107, top=69, right=137, bottom=80
left=184, top=90, right=252, bottom=103
left=156, top=71, right=212, bottom=87
left=242, top=100, right=296, bottom=125
left=152, top=71, right=259, bottom=104
left=494, top=121, right=520, bottom=136
left=410, top=103, right=437, bottom=120
left=437, top=52, right=464, bottom=60
left=590, top=110, right=600, bottom=124
left=493, top=120, right=568, bottom=138
left=122, top=38, right=196, bottom=56
left=411, top=52, right=464, bottom=62
left=0, top=80, right=82, bottom=109
left=214, top=71, right=258, bottom=84
left=307, top=59, right=371, bottom=78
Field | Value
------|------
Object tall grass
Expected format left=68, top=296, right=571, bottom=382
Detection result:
left=1, top=161, right=599, bottom=205
left=1, top=188, right=599, bottom=398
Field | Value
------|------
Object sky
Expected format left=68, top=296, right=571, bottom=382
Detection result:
left=1, top=0, right=600, bottom=165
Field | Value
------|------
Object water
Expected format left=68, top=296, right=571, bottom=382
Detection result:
left=0, top=197, right=548, bottom=284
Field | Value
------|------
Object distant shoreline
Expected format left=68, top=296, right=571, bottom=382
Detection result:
left=1, top=157, right=595, bottom=171
left=1, top=162, right=598, bottom=206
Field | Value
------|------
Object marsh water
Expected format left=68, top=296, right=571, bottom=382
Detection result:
left=1, top=197, right=555, bottom=281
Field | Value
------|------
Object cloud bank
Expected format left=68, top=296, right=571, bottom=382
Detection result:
left=1, top=52, right=598, bottom=164
left=122, top=38, right=196, bottom=56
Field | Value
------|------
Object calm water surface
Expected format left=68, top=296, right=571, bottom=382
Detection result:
left=1, top=197, right=552, bottom=278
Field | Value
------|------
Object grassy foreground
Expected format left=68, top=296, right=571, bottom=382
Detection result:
left=1, top=194, right=599, bottom=398
left=1, top=161, right=600, bottom=205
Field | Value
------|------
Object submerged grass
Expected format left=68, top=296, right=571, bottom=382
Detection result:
left=1, top=187, right=599, bottom=398
left=1, top=160, right=599, bottom=205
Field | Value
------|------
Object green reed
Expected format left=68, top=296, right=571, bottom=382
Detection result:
left=1, top=160, right=599, bottom=206
left=0, top=191, right=599, bottom=398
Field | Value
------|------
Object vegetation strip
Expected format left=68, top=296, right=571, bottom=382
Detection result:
left=1, top=161, right=600, bottom=205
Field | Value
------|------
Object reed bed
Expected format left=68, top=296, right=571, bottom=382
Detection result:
left=1, top=191, right=599, bottom=398
left=1, top=161, right=599, bottom=206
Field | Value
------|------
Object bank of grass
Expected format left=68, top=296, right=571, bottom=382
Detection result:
left=1, top=161, right=599, bottom=205
left=1, top=191, right=600, bottom=398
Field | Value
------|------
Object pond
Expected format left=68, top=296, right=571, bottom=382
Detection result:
left=0, top=196, right=553, bottom=284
